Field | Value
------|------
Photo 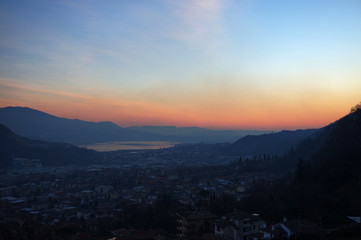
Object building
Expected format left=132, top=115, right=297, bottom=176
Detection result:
left=214, top=211, right=265, bottom=240
left=177, top=210, right=218, bottom=240
left=261, top=219, right=320, bottom=239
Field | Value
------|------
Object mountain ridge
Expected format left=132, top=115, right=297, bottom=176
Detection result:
left=242, top=107, right=361, bottom=222
left=0, top=106, right=270, bottom=145
left=226, top=128, right=318, bottom=157
left=0, top=123, right=100, bottom=168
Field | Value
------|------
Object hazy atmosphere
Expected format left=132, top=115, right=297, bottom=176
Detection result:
left=1, top=1, right=361, bottom=240
left=1, top=0, right=361, bottom=130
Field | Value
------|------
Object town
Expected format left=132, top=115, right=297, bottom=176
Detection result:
left=2, top=143, right=359, bottom=240
left=0, top=144, right=279, bottom=240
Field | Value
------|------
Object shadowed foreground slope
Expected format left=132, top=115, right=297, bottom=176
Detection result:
left=242, top=107, right=361, bottom=224
left=0, top=124, right=100, bottom=168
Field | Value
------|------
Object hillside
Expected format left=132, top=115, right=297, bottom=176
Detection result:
left=0, top=124, right=100, bottom=168
left=269, top=106, right=361, bottom=174
left=226, top=129, right=317, bottom=157
left=0, top=106, right=146, bottom=145
left=242, top=107, right=361, bottom=224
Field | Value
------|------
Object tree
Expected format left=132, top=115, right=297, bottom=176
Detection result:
left=350, top=102, right=361, bottom=113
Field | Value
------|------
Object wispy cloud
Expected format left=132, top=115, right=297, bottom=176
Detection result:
left=0, top=77, right=170, bottom=115
left=0, top=78, right=99, bottom=103
left=163, top=0, right=226, bottom=48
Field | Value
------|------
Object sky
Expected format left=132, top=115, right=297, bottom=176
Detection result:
left=0, top=0, right=360, bottom=130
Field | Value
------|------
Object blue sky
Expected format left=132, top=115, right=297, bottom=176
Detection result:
left=1, top=0, right=361, bottom=129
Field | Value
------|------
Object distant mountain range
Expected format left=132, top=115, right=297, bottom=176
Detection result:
left=0, top=106, right=269, bottom=145
left=1, top=104, right=360, bottom=175
left=0, top=124, right=100, bottom=168
left=226, top=129, right=318, bottom=157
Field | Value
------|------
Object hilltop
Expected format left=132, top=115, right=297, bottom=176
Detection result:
left=0, top=124, right=100, bottom=168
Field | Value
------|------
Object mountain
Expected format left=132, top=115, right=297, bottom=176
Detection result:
left=270, top=106, right=361, bottom=174
left=242, top=107, right=361, bottom=223
left=0, top=106, right=149, bottom=145
left=0, top=107, right=269, bottom=145
left=0, top=124, right=100, bottom=168
left=226, top=129, right=318, bottom=157
left=292, top=106, right=361, bottom=219
left=127, top=126, right=267, bottom=143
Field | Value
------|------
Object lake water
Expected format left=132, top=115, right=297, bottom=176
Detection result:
left=80, top=141, right=178, bottom=152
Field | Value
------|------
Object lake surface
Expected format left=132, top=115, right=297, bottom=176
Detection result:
left=80, top=141, right=178, bottom=152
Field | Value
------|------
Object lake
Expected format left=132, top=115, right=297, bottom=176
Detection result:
left=80, top=141, right=178, bottom=152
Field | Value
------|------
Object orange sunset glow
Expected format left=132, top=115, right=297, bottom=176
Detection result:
left=1, top=0, right=361, bottom=130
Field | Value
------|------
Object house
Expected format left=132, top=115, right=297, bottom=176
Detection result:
left=262, top=219, right=320, bottom=239
left=214, top=217, right=237, bottom=239
left=214, top=211, right=265, bottom=240
left=261, top=224, right=288, bottom=239
left=177, top=210, right=218, bottom=240
left=280, top=219, right=320, bottom=239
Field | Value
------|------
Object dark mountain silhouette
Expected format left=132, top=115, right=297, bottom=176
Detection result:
left=0, top=124, right=100, bottom=168
left=0, top=107, right=268, bottom=145
left=242, top=107, right=361, bottom=223
left=226, top=129, right=317, bottom=157
left=0, top=106, right=148, bottom=145
left=271, top=106, right=361, bottom=174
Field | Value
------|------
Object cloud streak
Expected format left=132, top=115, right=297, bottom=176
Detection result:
left=163, top=0, right=226, bottom=49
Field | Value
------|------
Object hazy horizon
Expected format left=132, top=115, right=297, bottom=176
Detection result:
left=0, top=105, right=323, bottom=132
